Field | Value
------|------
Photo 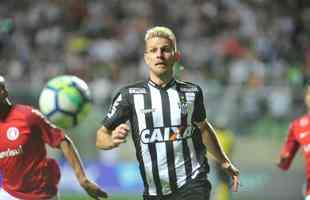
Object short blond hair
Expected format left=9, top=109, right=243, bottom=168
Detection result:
left=145, top=26, right=177, bottom=51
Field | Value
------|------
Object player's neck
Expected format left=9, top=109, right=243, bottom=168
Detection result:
left=0, top=99, right=12, bottom=120
left=149, top=74, right=174, bottom=88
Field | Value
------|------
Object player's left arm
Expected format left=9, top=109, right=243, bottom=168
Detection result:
left=196, top=120, right=231, bottom=164
left=59, top=136, right=108, bottom=199
left=192, top=86, right=239, bottom=191
left=195, top=120, right=240, bottom=192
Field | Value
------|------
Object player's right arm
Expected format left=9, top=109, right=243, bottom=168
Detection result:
left=96, top=89, right=130, bottom=150
left=96, top=124, right=129, bottom=150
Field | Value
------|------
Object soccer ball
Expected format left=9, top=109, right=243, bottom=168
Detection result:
left=39, top=75, right=92, bottom=129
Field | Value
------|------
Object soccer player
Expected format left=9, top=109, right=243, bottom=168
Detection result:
left=278, top=83, right=310, bottom=200
left=0, top=77, right=108, bottom=200
left=96, top=26, right=239, bottom=200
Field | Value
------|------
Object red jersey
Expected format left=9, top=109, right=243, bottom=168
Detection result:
left=0, top=104, right=65, bottom=200
left=278, top=114, right=310, bottom=194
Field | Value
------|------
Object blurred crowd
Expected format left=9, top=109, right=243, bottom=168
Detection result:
left=1, top=0, right=310, bottom=133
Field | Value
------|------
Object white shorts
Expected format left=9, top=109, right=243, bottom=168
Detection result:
left=306, top=195, right=310, bottom=200
left=0, top=188, right=59, bottom=200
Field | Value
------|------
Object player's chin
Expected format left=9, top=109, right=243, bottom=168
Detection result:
left=155, top=63, right=168, bottom=70
left=153, top=67, right=166, bottom=74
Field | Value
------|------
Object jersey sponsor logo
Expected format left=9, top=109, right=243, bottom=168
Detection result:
left=129, top=88, right=147, bottom=94
left=0, top=145, right=23, bottom=159
left=140, top=108, right=156, bottom=114
left=107, top=94, right=122, bottom=118
left=140, top=126, right=194, bottom=143
left=6, top=127, right=20, bottom=141
left=185, top=92, right=195, bottom=102
left=178, top=97, right=193, bottom=115
left=179, top=87, right=198, bottom=92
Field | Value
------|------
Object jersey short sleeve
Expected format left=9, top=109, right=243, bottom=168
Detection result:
left=102, top=89, right=131, bottom=130
left=192, top=85, right=206, bottom=123
left=28, top=109, right=65, bottom=148
left=278, top=122, right=299, bottom=170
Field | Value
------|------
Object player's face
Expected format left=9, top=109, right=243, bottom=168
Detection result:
left=144, top=37, right=177, bottom=79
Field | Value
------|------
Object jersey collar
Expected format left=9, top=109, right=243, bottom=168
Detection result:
left=148, top=78, right=176, bottom=90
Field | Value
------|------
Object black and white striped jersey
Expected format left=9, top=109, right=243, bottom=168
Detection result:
left=102, top=78, right=209, bottom=197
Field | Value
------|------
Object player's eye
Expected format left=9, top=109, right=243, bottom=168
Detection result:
left=148, top=48, right=157, bottom=53
left=147, top=47, right=173, bottom=54
left=162, top=46, right=173, bottom=53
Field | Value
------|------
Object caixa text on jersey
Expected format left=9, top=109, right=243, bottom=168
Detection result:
left=140, top=126, right=195, bottom=143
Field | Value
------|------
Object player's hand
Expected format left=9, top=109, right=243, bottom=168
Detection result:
left=80, top=178, right=108, bottom=199
left=277, top=154, right=291, bottom=170
left=111, top=123, right=129, bottom=147
left=222, top=162, right=240, bottom=192
left=277, top=156, right=287, bottom=167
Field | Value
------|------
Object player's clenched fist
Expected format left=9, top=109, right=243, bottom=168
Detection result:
left=96, top=124, right=129, bottom=150
left=111, top=123, right=129, bottom=147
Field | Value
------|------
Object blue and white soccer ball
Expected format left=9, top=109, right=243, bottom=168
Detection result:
left=38, top=75, right=92, bottom=129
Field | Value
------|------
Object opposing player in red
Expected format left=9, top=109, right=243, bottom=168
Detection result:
left=278, top=83, right=310, bottom=200
left=0, top=75, right=107, bottom=199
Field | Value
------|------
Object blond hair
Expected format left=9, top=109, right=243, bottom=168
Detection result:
left=144, top=26, right=177, bottom=51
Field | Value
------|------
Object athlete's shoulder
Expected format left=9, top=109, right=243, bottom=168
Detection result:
left=6, top=105, right=38, bottom=124
left=11, top=104, right=33, bottom=116
left=176, top=80, right=201, bottom=92
left=14, top=104, right=46, bottom=120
